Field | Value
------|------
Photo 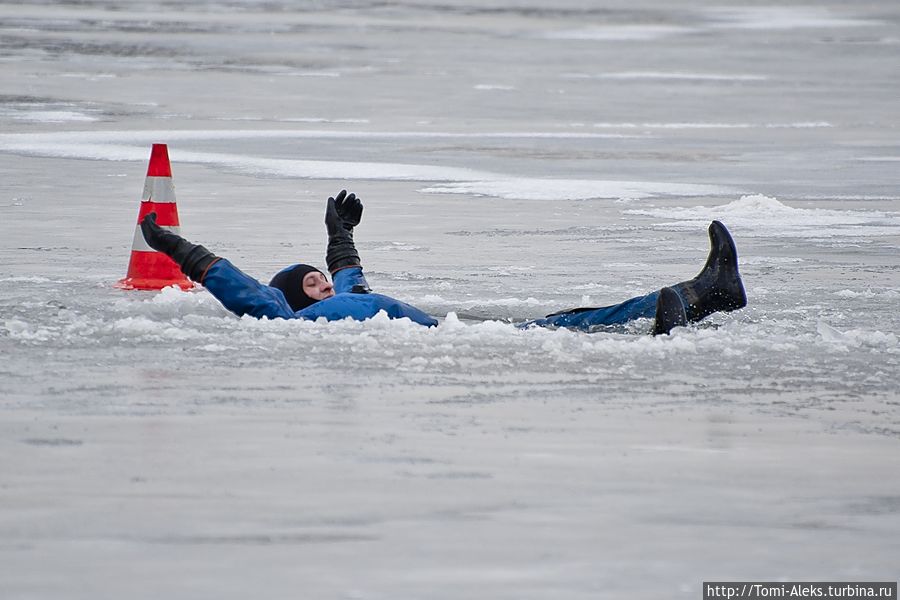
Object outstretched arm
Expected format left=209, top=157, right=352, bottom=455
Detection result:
left=140, top=212, right=220, bottom=283
left=325, top=190, right=371, bottom=294
left=324, top=189, right=362, bottom=273
left=140, top=213, right=294, bottom=319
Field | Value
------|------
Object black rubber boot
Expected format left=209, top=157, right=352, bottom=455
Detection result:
left=670, top=220, right=747, bottom=323
left=652, top=287, right=687, bottom=336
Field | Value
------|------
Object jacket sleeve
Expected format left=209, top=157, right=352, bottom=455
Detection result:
left=332, top=266, right=371, bottom=294
left=202, top=259, right=296, bottom=320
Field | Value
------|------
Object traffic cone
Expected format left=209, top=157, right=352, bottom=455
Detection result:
left=117, top=144, right=194, bottom=291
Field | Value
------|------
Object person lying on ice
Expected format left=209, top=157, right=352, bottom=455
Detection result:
left=139, top=190, right=746, bottom=336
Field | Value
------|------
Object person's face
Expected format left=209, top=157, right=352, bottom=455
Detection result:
left=302, top=271, right=335, bottom=301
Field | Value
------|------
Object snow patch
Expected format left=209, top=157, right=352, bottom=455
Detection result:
left=198, top=344, right=233, bottom=353
left=566, top=71, right=768, bottom=82
left=705, top=7, right=880, bottom=30
left=740, top=256, right=805, bottom=266
left=541, top=25, right=694, bottom=41
left=592, top=122, right=831, bottom=130
left=0, top=130, right=735, bottom=201
left=368, top=241, right=427, bottom=252
left=624, top=195, right=900, bottom=237
left=834, top=289, right=900, bottom=300
left=111, top=286, right=231, bottom=319
left=406, top=295, right=544, bottom=309
left=13, top=110, right=98, bottom=123
left=4, top=318, right=54, bottom=342
left=0, top=276, right=54, bottom=283
left=0, top=129, right=643, bottom=146
left=817, top=321, right=899, bottom=350
left=420, top=178, right=734, bottom=201
left=280, top=117, right=370, bottom=124
left=858, top=156, right=900, bottom=163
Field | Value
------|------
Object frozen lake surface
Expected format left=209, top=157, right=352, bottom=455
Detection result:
left=1, top=1, right=899, bottom=598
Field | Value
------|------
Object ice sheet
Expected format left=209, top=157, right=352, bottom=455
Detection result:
left=1, top=0, right=899, bottom=598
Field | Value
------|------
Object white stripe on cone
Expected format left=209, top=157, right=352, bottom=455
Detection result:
left=141, top=176, right=176, bottom=203
left=131, top=224, right=182, bottom=253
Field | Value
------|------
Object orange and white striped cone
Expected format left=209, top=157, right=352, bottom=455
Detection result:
left=117, top=144, right=194, bottom=291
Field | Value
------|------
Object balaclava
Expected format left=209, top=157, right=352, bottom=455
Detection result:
left=269, top=264, right=327, bottom=312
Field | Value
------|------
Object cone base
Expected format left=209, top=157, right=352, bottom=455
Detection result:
left=116, top=277, right=194, bottom=291
left=119, top=248, right=193, bottom=291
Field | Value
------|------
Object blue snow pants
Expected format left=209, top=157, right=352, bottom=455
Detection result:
left=520, top=291, right=660, bottom=331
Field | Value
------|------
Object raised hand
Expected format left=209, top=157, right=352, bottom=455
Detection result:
left=324, top=190, right=363, bottom=274
left=335, top=190, right=363, bottom=230
left=325, top=189, right=363, bottom=235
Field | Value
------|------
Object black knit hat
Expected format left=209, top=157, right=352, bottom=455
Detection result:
left=269, top=264, right=327, bottom=312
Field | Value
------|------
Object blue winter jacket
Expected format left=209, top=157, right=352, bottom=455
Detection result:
left=202, top=259, right=438, bottom=327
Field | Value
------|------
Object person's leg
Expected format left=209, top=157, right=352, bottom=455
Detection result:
left=521, top=291, right=660, bottom=331
left=521, top=220, right=745, bottom=333
left=669, top=220, right=746, bottom=322
left=652, top=287, right=687, bottom=336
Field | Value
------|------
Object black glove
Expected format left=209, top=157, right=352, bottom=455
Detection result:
left=327, top=189, right=363, bottom=233
left=140, top=213, right=219, bottom=283
left=325, top=190, right=363, bottom=274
